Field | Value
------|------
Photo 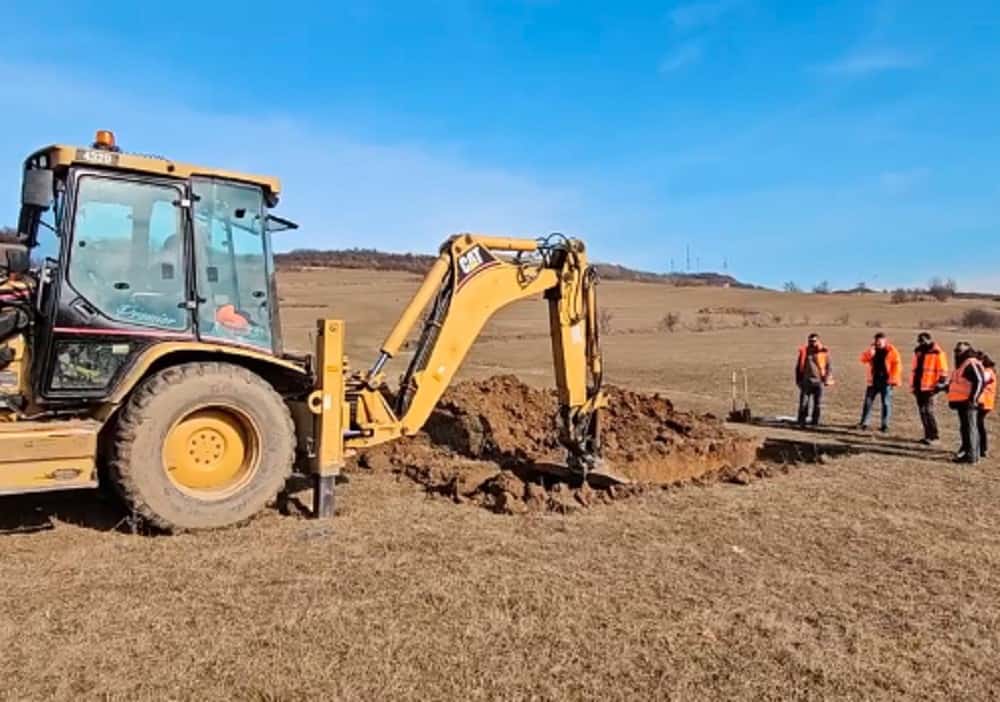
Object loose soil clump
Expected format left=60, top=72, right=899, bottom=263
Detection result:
left=355, top=375, right=761, bottom=513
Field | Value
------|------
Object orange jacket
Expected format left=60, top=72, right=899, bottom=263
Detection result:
left=911, top=343, right=949, bottom=393
left=215, top=304, right=250, bottom=333
left=796, top=344, right=831, bottom=385
left=980, top=368, right=996, bottom=411
left=949, top=356, right=986, bottom=404
left=860, top=343, right=903, bottom=387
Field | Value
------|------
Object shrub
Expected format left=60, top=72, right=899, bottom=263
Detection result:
left=772, top=314, right=784, bottom=325
left=890, top=288, right=912, bottom=304
left=697, top=306, right=759, bottom=316
left=928, top=277, right=957, bottom=302
left=598, top=309, right=614, bottom=335
left=960, top=308, right=1000, bottom=329
left=834, top=312, right=850, bottom=326
left=865, top=319, right=882, bottom=328
left=783, top=281, right=801, bottom=293
left=658, top=312, right=681, bottom=333
left=691, top=314, right=714, bottom=332
left=812, top=280, right=830, bottom=294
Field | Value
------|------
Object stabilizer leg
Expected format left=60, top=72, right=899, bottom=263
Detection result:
left=312, top=474, right=336, bottom=519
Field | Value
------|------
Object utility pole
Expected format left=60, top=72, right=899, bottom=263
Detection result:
left=686, top=244, right=691, bottom=272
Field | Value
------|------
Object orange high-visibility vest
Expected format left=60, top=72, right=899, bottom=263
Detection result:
left=980, top=368, right=996, bottom=411
left=948, top=357, right=985, bottom=403
left=860, top=343, right=903, bottom=386
left=215, top=304, right=250, bottom=333
left=911, top=343, right=949, bottom=392
left=797, top=345, right=829, bottom=376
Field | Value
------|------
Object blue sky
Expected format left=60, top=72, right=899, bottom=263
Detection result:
left=1, top=1, right=997, bottom=290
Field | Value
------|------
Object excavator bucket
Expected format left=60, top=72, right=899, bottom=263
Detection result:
left=584, top=461, right=633, bottom=487
left=530, top=450, right=632, bottom=487
left=531, top=461, right=632, bottom=489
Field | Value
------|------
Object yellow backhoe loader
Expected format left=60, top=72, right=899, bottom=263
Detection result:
left=0, top=130, right=611, bottom=530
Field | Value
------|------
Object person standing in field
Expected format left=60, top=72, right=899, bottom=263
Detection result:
left=911, top=332, right=949, bottom=445
left=858, top=332, right=902, bottom=432
left=795, top=333, right=832, bottom=427
left=948, top=341, right=986, bottom=464
left=977, top=353, right=996, bottom=459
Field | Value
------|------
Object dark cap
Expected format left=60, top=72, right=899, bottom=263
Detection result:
left=917, top=332, right=932, bottom=344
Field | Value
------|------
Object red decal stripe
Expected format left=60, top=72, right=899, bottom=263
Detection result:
left=53, top=327, right=273, bottom=355
left=53, top=326, right=193, bottom=339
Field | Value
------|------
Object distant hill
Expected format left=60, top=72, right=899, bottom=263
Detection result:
left=275, top=248, right=753, bottom=288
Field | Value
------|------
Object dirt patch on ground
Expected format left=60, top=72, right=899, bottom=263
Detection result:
left=356, top=375, right=762, bottom=513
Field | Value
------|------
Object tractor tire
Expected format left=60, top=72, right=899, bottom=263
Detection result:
left=110, top=362, right=295, bottom=531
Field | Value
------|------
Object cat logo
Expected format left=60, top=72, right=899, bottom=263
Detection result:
left=455, top=245, right=499, bottom=289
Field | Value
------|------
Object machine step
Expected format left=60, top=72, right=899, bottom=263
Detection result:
left=0, top=419, right=100, bottom=496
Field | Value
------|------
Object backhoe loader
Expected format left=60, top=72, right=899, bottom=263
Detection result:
left=0, top=130, right=610, bottom=530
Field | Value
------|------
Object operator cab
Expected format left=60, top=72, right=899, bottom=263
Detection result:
left=14, top=130, right=297, bottom=401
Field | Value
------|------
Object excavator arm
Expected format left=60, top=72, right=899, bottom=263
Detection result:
left=306, top=233, right=609, bottom=515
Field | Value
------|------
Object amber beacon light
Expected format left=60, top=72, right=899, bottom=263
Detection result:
left=93, top=129, right=117, bottom=151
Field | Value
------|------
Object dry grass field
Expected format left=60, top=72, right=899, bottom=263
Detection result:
left=3, top=268, right=1000, bottom=700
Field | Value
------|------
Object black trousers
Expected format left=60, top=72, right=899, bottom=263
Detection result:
left=978, top=408, right=990, bottom=456
left=798, top=384, right=823, bottom=425
left=915, top=391, right=939, bottom=440
left=956, top=403, right=980, bottom=462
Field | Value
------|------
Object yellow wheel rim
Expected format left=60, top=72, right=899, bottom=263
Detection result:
left=162, top=406, right=260, bottom=499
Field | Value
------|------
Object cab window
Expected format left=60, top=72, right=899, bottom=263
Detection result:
left=68, top=176, right=187, bottom=330
left=192, top=179, right=273, bottom=351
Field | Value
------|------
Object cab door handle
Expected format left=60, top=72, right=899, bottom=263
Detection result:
left=177, top=297, right=206, bottom=310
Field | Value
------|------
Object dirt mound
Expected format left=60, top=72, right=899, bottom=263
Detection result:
left=601, top=386, right=760, bottom=483
left=356, top=375, right=761, bottom=513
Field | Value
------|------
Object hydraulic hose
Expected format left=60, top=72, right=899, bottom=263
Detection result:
left=395, top=270, right=454, bottom=417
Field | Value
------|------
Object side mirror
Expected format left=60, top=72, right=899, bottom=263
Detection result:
left=266, top=214, right=299, bottom=233
left=21, top=169, right=54, bottom=210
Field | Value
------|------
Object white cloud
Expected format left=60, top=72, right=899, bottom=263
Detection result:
left=879, top=167, right=930, bottom=195
left=669, top=1, right=738, bottom=31
left=817, top=48, right=923, bottom=76
left=0, top=60, right=581, bottom=254
left=659, top=42, right=703, bottom=73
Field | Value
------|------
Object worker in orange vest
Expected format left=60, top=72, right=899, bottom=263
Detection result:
left=977, top=353, right=996, bottom=459
left=911, top=332, right=949, bottom=445
left=948, top=341, right=986, bottom=464
left=795, top=332, right=833, bottom=427
left=858, top=332, right=902, bottom=432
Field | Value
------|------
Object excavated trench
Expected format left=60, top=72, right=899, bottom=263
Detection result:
left=354, top=375, right=764, bottom=514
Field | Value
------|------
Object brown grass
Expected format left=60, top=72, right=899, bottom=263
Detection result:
left=3, top=268, right=1000, bottom=700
